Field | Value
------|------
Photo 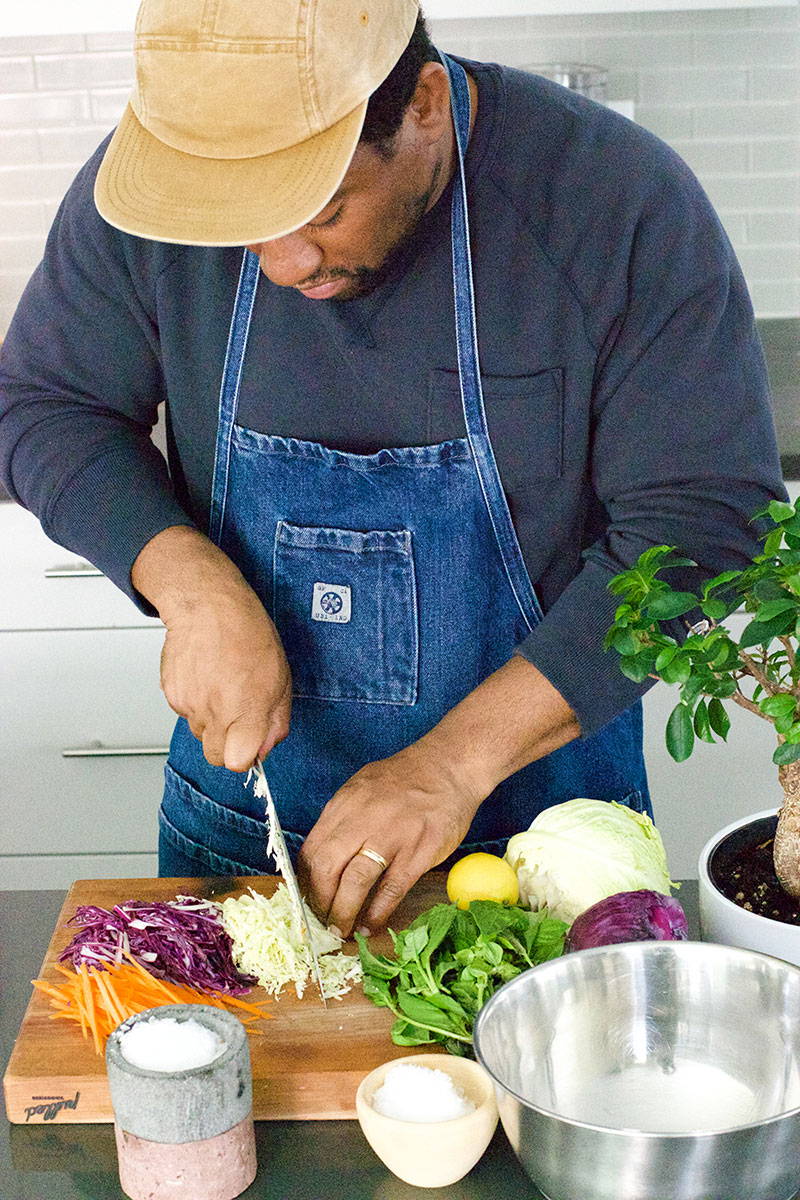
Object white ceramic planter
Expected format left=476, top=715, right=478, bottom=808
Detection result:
left=698, top=808, right=800, bottom=968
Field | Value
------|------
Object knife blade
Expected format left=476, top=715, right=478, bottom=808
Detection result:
left=249, top=759, right=327, bottom=1007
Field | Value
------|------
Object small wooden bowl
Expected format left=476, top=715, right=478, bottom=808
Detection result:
left=355, top=1054, right=499, bottom=1188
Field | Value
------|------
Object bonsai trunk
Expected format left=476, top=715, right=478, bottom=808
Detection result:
left=774, top=759, right=800, bottom=899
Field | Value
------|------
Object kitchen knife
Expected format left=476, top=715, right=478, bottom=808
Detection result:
left=250, top=759, right=327, bottom=1007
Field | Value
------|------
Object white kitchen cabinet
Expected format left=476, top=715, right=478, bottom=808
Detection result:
left=0, top=503, right=160, bottom=632
left=1, top=626, right=175, bottom=887
left=1, top=502, right=171, bottom=889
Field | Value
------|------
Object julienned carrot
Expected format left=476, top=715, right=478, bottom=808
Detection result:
left=32, top=957, right=272, bottom=1056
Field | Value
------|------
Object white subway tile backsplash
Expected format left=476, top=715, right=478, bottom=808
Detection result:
left=638, top=67, right=748, bottom=105
left=670, top=139, right=750, bottom=175
left=0, top=129, right=40, bottom=165
left=642, top=9, right=754, bottom=31
left=0, top=235, right=44, bottom=271
left=703, top=174, right=797, bottom=212
left=737, top=244, right=800, bottom=281
left=749, top=279, right=800, bottom=318
left=713, top=213, right=749, bottom=247
left=0, top=35, right=86, bottom=55
left=38, top=125, right=112, bottom=163
left=748, top=211, right=800, bottom=245
left=2, top=57, right=36, bottom=93
left=632, top=104, right=695, bottom=141
left=583, top=33, right=694, bottom=68
left=89, top=87, right=131, bottom=125
left=0, top=268, right=36, bottom=307
left=0, top=89, right=90, bottom=129
left=695, top=101, right=797, bottom=140
left=0, top=5, right=796, bottom=329
left=477, top=36, right=585, bottom=70
left=750, top=67, right=800, bottom=104
left=34, top=51, right=134, bottom=92
left=0, top=163, right=79, bottom=204
left=750, top=139, right=799, bottom=173
left=0, top=201, right=46, bottom=238
left=693, top=29, right=800, bottom=68
left=85, top=32, right=135, bottom=52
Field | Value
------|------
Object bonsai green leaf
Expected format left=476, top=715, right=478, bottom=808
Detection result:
left=659, top=653, right=692, bottom=685
left=680, top=675, right=707, bottom=707
left=644, top=592, right=700, bottom=621
left=608, top=627, right=642, bottom=656
left=773, top=742, right=800, bottom=766
left=654, top=645, right=678, bottom=671
left=707, top=698, right=730, bottom=740
left=782, top=721, right=800, bottom=745
left=693, top=699, right=715, bottom=744
left=739, top=610, right=797, bottom=649
left=638, top=545, right=679, bottom=569
left=709, top=639, right=740, bottom=670
left=763, top=529, right=784, bottom=557
left=619, top=653, right=655, bottom=683
left=784, top=572, right=800, bottom=596
left=666, top=703, right=695, bottom=762
left=701, top=570, right=742, bottom=597
left=754, top=599, right=798, bottom=623
left=705, top=675, right=738, bottom=699
left=752, top=578, right=790, bottom=602
left=767, top=500, right=796, bottom=523
left=700, top=598, right=728, bottom=621
left=759, top=694, right=797, bottom=720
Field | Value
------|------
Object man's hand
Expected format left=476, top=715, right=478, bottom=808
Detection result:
left=132, top=525, right=292, bottom=771
left=298, top=655, right=581, bottom=937
left=297, top=742, right=483, bottom=939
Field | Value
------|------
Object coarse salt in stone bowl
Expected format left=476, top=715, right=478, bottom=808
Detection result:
left=355, top=1054, right=498, bottom=1188
left=105, top=1004, right=257, bottom=1200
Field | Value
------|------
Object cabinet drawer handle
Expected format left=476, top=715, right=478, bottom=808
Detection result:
left=62, top=745, right=170, bottom=758
left=45, top=563, right=104, bottom=578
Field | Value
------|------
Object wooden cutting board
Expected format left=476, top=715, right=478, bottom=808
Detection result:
left=4, top=873, right=447, bottom=1125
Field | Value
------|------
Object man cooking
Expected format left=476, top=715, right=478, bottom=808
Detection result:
left=0, top=1, right=785, bottom=938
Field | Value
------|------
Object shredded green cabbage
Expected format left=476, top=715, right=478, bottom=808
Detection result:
left=217, top=885, right=362, bottom=1000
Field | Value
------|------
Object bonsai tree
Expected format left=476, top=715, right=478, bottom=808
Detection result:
left=605, top=497, right=800, bottom=900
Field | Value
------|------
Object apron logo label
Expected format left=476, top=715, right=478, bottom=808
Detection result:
left=312, top=582, right=351, bottom=624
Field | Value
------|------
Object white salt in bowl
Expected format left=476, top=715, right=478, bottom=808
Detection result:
left=355, top=1054, right=498, bottom=1188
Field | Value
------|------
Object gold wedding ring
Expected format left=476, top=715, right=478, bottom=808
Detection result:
left=358, top=847, right=389, bottom=871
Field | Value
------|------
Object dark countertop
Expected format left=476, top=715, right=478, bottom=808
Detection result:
left=1, top=883, right=700, bottom=1200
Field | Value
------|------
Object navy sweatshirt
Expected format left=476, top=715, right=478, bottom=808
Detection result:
left=0, top=58, right=786, bottom=736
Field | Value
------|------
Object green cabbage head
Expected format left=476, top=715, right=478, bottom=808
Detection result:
left=504, top=798, right=676, bottom=924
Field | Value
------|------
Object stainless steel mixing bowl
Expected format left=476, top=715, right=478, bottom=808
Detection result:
left=473, top=941, right=800, bottom=1200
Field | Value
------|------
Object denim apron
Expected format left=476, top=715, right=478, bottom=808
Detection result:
left=158, top=56, right=650, bottom=878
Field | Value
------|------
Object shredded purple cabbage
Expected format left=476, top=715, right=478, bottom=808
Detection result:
left=58, top=896, right=255, bottom=995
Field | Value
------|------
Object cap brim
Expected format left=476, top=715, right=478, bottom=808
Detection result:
left=94, top=100, right=367, bottom=246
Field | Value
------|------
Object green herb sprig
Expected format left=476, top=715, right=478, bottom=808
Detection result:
left=356, top=900, right=567, bottom=1055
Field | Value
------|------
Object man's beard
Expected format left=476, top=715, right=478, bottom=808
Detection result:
left=298, top=177, right=438, bottom=302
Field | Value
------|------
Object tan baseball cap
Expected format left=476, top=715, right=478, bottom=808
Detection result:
left=95, top=0, right=419, bottom=246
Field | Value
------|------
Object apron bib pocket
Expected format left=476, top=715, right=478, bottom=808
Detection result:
left=273, top=520, right=419, bottom=705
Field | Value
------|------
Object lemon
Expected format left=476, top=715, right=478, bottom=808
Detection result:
left=446, top=852, right=519, bottom=910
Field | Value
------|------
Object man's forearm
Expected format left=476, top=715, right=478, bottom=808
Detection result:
left=131, top=524, right=253, bottom=619
left=419, top=653, right=581, bottom=801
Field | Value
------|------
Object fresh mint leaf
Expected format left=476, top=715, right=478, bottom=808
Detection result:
left=355, top=933, right=401, bottom=981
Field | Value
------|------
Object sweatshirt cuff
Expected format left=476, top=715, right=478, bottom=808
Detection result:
left=514, top=561, right=653, bottom=738
left=44, top=443, right=197, bottom=617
